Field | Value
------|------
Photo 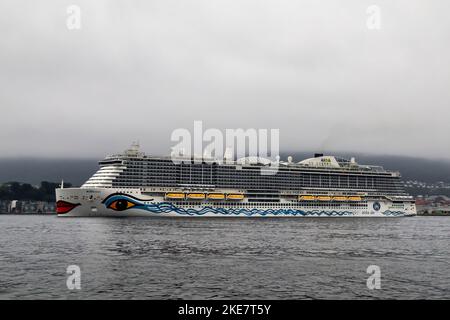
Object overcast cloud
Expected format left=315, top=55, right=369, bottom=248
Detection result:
left=0, top=0, right=449, bottom=159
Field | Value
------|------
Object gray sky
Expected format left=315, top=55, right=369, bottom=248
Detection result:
left=1, top=0, right=449, bottom=159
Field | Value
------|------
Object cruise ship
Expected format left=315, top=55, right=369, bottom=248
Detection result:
left=55, top=144, right=416, bottom=217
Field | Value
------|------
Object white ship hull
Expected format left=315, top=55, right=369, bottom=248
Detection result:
left=56, top=188, right=416, bottom=218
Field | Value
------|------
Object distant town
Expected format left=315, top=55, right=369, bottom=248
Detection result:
left=402, top=180, right=450, bottom=190
left=0, top=200, right=55, bottom=214
left=415, top=195, right=450, bottom=216
left=0, top=181, right=65, bottom=214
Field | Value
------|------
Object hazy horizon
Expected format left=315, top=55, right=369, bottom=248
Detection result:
left=2, top=151, right=450, bottom=186
left=1, top=147, right=450, bottom=163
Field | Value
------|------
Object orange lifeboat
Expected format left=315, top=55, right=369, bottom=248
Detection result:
left=165, top=192, right=185, bottom=199
left=226, top=193, right=244, bottom=200
left=186, top=193, right=205, bottom=200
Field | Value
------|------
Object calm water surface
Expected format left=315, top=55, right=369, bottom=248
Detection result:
left=0, top=215, right=449, bottom=299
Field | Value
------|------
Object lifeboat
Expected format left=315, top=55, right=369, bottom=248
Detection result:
left=333, top=196, right=348, bottom=201
left=207, top=193, right=225, bottom=200
left=226, top=193, right=244, bottom=200
left=348, top=196, right=362, bottom=201
left=187, top=193, right=205, bottom=200
left=165, top=192, right=185, bottom=199
left=317, top=196, right=332, bottom=201
left=299, top=195, right=316, bottom=201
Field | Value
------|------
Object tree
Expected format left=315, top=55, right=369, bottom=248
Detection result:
left=0, top=181, right=73, bottom=201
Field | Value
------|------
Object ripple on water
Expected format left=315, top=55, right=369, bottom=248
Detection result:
left=0, top=215, right=449, bottom=299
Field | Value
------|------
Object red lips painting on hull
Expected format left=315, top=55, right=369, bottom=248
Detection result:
left=56, top=201, right=80, bottom=214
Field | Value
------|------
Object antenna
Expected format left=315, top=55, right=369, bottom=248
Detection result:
left=224, top=147, right=233, bottom=162
left=203, top=149, right=212, bottom=159
left=131, top=140, right=140, bottom=151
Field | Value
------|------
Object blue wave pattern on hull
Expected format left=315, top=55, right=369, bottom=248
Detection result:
left=382, top=210, right=407, bottom=217
left=140, top=202, right=354, bottom=217
left=102, top=195, right=406, bottom=217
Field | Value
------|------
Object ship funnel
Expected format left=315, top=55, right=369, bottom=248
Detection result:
left=314, top=153, right=323, bottom=158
